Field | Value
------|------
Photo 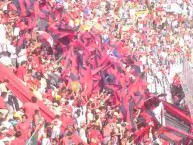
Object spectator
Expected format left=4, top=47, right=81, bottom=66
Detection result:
left=22, top=96, right=39, bottom=119
left=15, top=114, right=31, bottom=142
left=10, top=131, right=25, bottom=145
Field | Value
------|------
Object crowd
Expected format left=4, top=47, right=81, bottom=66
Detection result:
left=0, top=0, right=193, bottom=145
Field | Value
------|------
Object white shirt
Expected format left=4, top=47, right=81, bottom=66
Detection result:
left=0, top=24, right=6, bottom=44
left=87, top=112, right=94, bottom=124
left=179, top=37, right=184, bottom=47
left=63, top=2, right=68, bottom=10
left=0, top=56, right=12, bottom=66
left=0, top=83, right=7, bottom=93
left=68, top=99, right=74, bottom=106
left=79, top=128, right=87, bottom=143
left=2, top=121, right=13, bottom=129
left=13, top=27, right=20, bottom=36
left=41, top=138, right=52, bottom=145
left=7, top=41, right=17, bottom=59
left=17, top=49, right=27, bottom=64
left=0, top=140, right=5, bottom=145
left=160, top=52, right=168, bottom=59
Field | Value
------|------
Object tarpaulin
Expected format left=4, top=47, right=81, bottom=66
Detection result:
left=0, top=63, right=55, bottom=123
left=162, top=101, right=193, bottom=125
left=159, top=127, right=182, bottom=144
left=166, top=125, right=193, bottom=139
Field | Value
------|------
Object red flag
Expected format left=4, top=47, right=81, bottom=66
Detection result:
left=18, top=0, right=27, bottom=16
left=17, top=34, right=26, bottom=48
left=128, top=77, right=146, bottom=96
left=91, top=65, right=109, bottom=76
left=134, top=126, right=151, bottom=143
left=162, top=101, right=193, bottom=124
left=37, top=31, right=54, bottom=47
left=8, top=3, right=17, bottom=11
left=33, top=1, right=40, bottom=28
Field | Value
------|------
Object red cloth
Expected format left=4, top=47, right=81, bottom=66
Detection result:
left=162, top=101, right=193, bottom=124
left=134, top=126, right=150, bottom=143
left=8, top=3, right=17, bottom=11
left=0, top=63, right=55, bottom=123
left=128, top=77, right=146, bottom=97
left=61, top=115, right=75, bottom=128
left=59, top=136, right=69, bottom=145
left=16, top=65, right=27, bottom=81
left=10, top=137, right=25, bottom=145
left=18, top=0, right=27, bottom=16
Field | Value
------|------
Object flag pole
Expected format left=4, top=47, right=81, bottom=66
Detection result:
left=26, top=123, right=43, bottom=145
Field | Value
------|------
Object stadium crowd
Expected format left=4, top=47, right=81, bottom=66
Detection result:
left=0, top=0, right=193, bottom=145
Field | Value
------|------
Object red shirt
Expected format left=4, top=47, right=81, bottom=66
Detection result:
left=22, top=102, right=39, bottom=119
left=43, top=89, right=53, bottom=101
left=59, top=136, right=69, bottom=145
left=88, top=129, right=102, bottom=145
left=10, top=137, right=25, bottom=145
left=103, top=126, right=112, bottom=137
left=61, top=115, right=74, bottom=129
left=16, top=121, right=31, bottom=140
left=0, top=97, right=5, bottom=109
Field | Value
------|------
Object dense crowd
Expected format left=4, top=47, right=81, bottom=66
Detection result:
left=0, top=0, right=193, bottom=145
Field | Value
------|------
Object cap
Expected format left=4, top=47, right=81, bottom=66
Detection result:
left=55, top=95, right=61, bottom=100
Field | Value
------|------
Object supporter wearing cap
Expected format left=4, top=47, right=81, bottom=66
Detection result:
left=15, top=114, right=31, bottom=142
